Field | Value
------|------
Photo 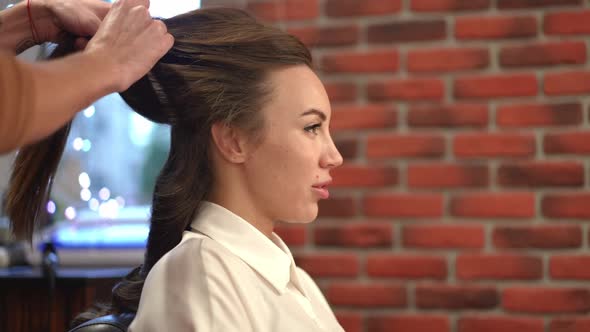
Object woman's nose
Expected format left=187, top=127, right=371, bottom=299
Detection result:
left=321, top=137, right=343, bottom=169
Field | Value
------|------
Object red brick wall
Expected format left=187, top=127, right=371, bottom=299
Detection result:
left=202, top=1, right=590, bottom=331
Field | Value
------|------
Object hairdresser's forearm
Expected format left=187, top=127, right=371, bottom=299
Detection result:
left=11, top=51, right=118, bottom=150
left=0, top=1, right=50, bottom=53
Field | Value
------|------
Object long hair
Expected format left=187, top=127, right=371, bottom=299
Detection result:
left=5, top=7, right=312, bottom=322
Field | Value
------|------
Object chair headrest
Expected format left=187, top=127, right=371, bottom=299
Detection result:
left=67, top=313, right=135, bottom=332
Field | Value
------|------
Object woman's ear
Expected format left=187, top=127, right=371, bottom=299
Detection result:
left=210, top=122, right=249, bottom=163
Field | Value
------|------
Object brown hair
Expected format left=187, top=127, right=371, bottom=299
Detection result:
left=5, top=7, right=312, bottom=321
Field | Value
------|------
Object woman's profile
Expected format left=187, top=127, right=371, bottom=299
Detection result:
left=6, top=7, right=344, bottom=331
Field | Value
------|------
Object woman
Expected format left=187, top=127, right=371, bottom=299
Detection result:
left=6, top=7, right=344, bottom=332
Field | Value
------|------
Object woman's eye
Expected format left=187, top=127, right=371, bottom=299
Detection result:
left=304, top=123, right=322, bottom=135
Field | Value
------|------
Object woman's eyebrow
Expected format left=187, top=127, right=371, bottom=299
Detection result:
left=300, top=109, right=326, bottom=121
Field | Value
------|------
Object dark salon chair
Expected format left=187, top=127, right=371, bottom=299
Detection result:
left=67, top=313, right=135, bottom=332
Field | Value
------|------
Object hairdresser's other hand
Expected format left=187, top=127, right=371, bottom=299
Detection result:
left=84, top=0, right=174, bottom=92
left=33, top=0, right=111, bottom=48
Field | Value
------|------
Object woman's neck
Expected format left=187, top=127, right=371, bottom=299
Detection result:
left=207, top=190, right=276, bottom=239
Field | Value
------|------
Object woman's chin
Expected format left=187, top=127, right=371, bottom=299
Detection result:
left=275, top=201, right=319, bottom=224
left=284, top=209, right=318, bottom=224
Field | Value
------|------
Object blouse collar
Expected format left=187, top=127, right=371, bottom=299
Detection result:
left=189, top=201, right=300, bottom=294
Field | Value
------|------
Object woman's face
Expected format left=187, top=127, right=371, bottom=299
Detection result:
left=243, top=65, right=342, bottom=225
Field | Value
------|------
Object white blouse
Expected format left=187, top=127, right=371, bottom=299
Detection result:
left=128, top=201, right=345, bottom=332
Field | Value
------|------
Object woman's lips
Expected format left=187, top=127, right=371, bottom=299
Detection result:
left=312, top=186, right=330, bottom=199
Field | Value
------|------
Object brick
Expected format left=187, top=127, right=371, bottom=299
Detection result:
left=456, top=16, right=537, bottom=39
left=327, top=283, right=407, bottom=307
left=451, top=193, right=535, bottom=218
left=408, top=47, right=489, bottom=73
left=364, top=194, right=444, bottom=218
left=287, top=25, right=359, bottom=47
left=334, top=311, right=362, bottom=332
left=493, top=225, right=582, bottom=249
left=314, top=222, right=393, bottom=248
left=368, top=20, right=446, bottom=43
left=545, top=132, right=590, bottom=154
left=325, top=0, right=402, bottom=17
left=408, top=104, right=488, bottom=128
left=274, top=224, right=306, bottom=246
left=332, top=164, right=398, bottom=188
left=503, top=287, right=590, bottom=313
left=497, top=102, right=582, bottom=127
left=247, top=0, right=318, bottom=22
left=545, top=71, right=590, bottom=96
left=294, top=254, right=359, bottom=277
left=454, top=133, right=536, bottom=158
left=551, top=256, right=590, bottom=280
left=545, top=10, right=590, bottom=35
left=408, top=164, right=489, bottom=188
left=411, top=0, right=490, bottom=12
left=459, top=316, right=544, bottom=332
left=416, top=285, right=498, bottom=309
left=498, top=162, right=584, bottom=187
left=322, top=50, right=399, bottom=73
left=500, top=41, right=586, bottom=67
left=318, top=196, right=356, bottom=217
left=367, top=255, right=447, bottom=279
left=457, top=254, right=542, bottom=280
left=368, top=78, right=445, bottom=101
left=403, top=224, right=485, bottom=249
left=550, top=318, right=590, bottom=332
left=367, top=134, right=445, bottom=158
left=454, top=74, right=537, bottom=99
left=368, top=314, right=450, bottom=332
left=331, top=105, right=397, bottom=131
left=499, top=0, right=581, bottom=9
left=324, top=82, right=357, bottom=103
left=543, top=193, right=590, bottom=219
left=334, top=137, right=357, bottom=160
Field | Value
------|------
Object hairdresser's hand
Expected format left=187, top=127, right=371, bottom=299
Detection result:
left=84, top=0, right=174, bottom=92
left=33, top=0, right=111, bottom=49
